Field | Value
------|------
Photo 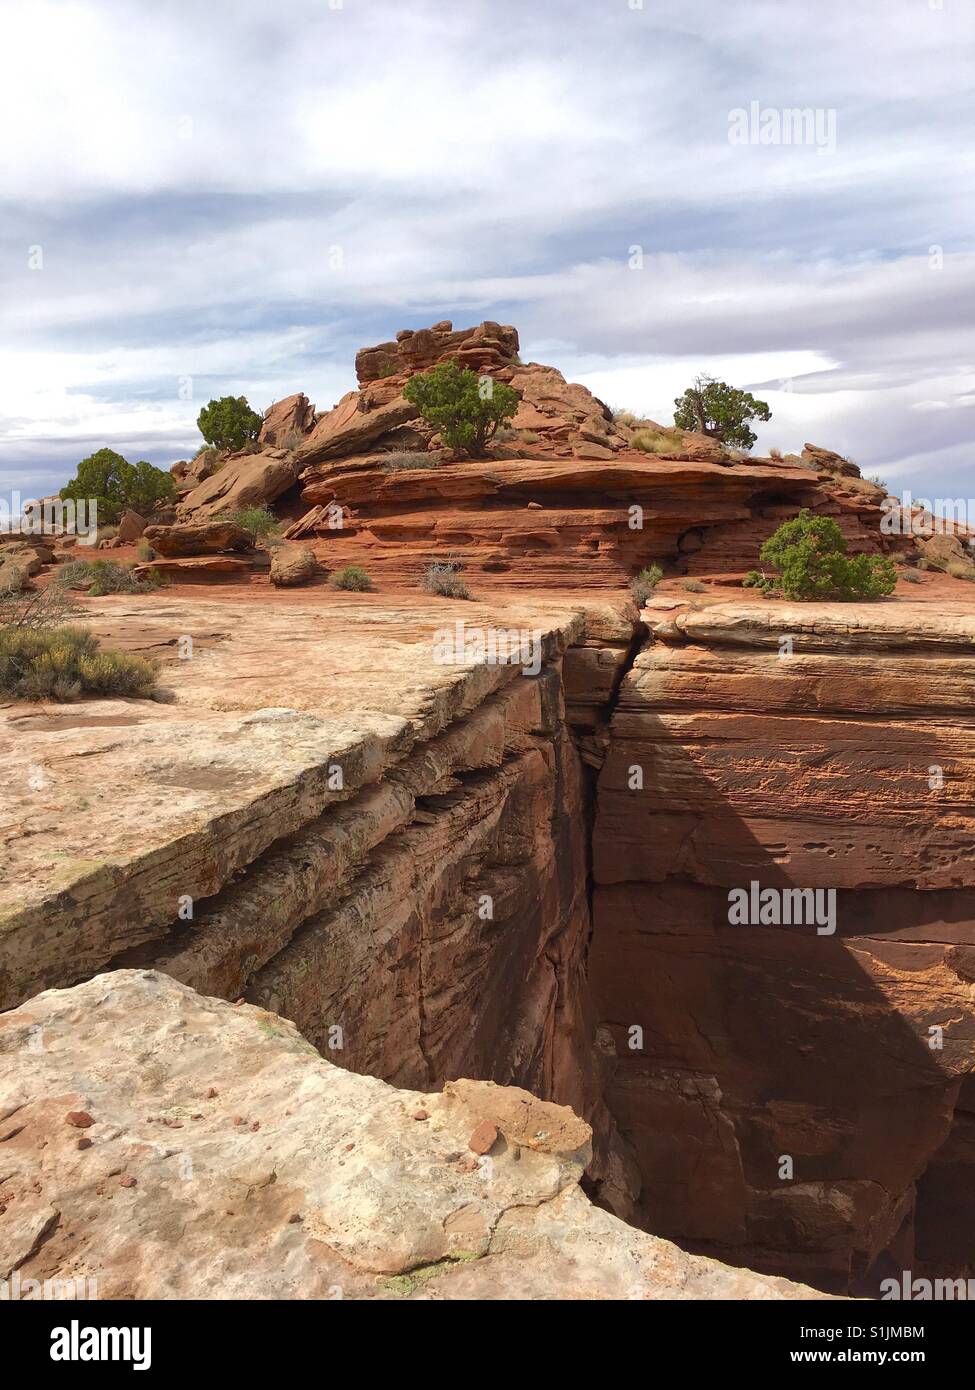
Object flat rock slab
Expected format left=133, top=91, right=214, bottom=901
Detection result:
left=0, top=969, right=824, bottom=1300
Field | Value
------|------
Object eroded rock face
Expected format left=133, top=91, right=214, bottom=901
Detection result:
left=354, top=320, right=520, bottom=384
left=143, top=521, right=250, bottom=556
left=0, top=969, right=821, bottom=1300
left=590, top=599, right=975, bottom=1291
left=259, top=392, right=316, bottom=448
left=178, top=450, right=299, bottom=520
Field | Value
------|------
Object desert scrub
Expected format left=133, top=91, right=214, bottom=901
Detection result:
left=421, top=561, right=470, bottom=599
left=632, top=428, right=684, bottom=455
left=630, top=564, right=663, bottom=605
left=0, top=573, right=84, bottom=630
left=682, top=577, right=708, bottom=592
left=330, top=564, right=373, bottom=592
left=222, top=505, right=281, bottom=541
left=380, top=451, right=438, bottom=471
left=58, top=559, right=162, bottom=595
left=0, top=626, right=158, bottom=702
left=136, top=539, right=156, bottom=562
left=900, top=567, right=923, bottom=583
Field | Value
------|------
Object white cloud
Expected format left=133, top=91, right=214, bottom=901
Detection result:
left=2, top=0, right=973, bottom=498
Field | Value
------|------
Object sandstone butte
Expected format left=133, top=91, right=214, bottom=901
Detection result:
left=2, top=319, right=974, bottom=1302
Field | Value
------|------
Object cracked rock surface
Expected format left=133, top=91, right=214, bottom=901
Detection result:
left=0, top=970, right=821, bottom=1300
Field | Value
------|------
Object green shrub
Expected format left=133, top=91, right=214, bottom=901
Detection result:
left=331, top=565, right=373, bottom=592
left=422, top=562, right=471, bottom=600
left=630, top=564, right=663, bottom=605
left=673, top=375, right=771, bottom=450
left=57, top=559, right=161, bottom=596
left=60, top=449, right=176, bottom=524
left=759, top=510, right=896, bottom=601
left=0, top=625, right=158, bottom=702
left=222, top=506, right=280, bottom=541
left=402, top=361, right=519, bottom=458
left=197, top=396, right=263, bottom=452
left=380, top=451, right=438, bottom=472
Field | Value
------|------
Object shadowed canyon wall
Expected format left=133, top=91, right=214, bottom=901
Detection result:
left=590, top=600, right=975, bottom=1292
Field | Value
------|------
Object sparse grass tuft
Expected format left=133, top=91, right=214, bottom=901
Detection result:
left=331, top=564, right=373, bottom=592
left=682, top=577, right=708, bottom=592
left=900, top=567, right=923, bottom=584
left=422, top=562, right=471, bottom=599
left=380, top=451, right=438, bottom=472
left=632, top=428, right=684, bottom=455
left=222, top=505, right=280, bottom=541
left=630, top=564, right=663, bottom=605
left=58, top=559, right=161, bottom=595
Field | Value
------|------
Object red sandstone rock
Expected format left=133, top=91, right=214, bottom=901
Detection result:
left=259, top=393, right=316, bottom=448
left=468, top=1120, right=498, bottom=1154
left=66, top=1111, right=94, bottom=1128
left=178, top=450, right=300, bottom=521
left=143, top=521, right=250, bottom=557
left=116, top=509, right=146, bottom=543
left=269, top=543, right=317, bottom=587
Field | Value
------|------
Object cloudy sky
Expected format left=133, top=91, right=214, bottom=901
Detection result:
left=2, top=0, right=973, bottom=502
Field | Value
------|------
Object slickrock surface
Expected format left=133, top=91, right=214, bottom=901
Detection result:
left=591, top=597, right=975, bottom=1289
left=0, top=970, right=822, bottom=1300
left=0, top=591, right=624, bottom=1012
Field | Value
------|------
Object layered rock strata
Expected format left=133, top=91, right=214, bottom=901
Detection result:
left=590, top=599, right=975, bottom=1290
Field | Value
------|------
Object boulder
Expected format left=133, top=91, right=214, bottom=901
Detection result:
left=177, top=451, right=300, bottom=521
left=270, top=544, right=318, bottom=587
left=918, top=532, right=975, bottom=576
left=296, top=393, right=422, bottom=467
left=0, top=540, right=46, bottom=589
left=801, top=443, right=861, bottom=478
left=116, top=509, right=146, bottom=543
left=143, top=521, right=251, bottom=557
left=259, top=393, right=317, bottom=448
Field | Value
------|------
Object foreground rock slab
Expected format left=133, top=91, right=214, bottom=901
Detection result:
left=0, top=970, right=823, bottom=1300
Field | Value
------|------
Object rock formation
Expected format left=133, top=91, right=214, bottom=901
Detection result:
left=4, top=319, right=974, bottom=1300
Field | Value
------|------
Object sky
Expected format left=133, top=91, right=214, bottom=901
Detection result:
left=2, top=0, right=973, bottom=503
